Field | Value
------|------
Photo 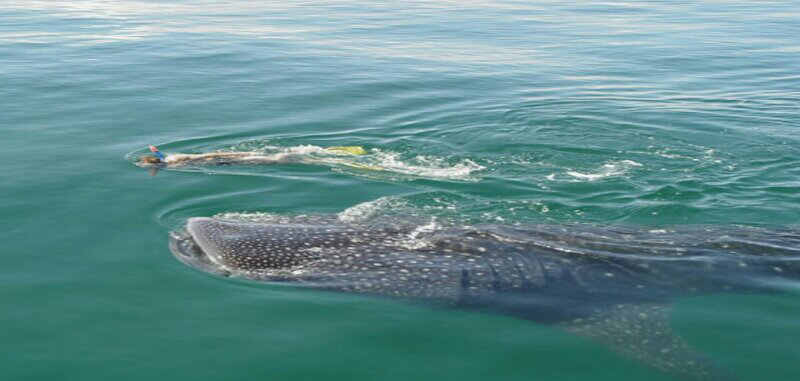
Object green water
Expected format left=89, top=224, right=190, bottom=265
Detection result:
left=2, top=1, right=799, bottom=380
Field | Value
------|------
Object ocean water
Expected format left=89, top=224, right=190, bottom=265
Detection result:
left=2, top=1, right=799, bottom=380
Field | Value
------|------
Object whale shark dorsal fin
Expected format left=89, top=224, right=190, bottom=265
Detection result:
left=559, top=303, right=737, bottom=381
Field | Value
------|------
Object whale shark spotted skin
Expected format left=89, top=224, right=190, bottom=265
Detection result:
left=170, top=216, right=800, bottom=381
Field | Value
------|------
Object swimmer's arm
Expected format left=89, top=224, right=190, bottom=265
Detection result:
left=165, top=152, right=261, bottom=165
left=195, top=152, right=261, bottom=159
left=161, top=151, right=365, bottom=167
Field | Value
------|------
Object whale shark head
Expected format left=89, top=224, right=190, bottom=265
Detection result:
left=169, top=217, right=417, bottom=279
left=171, top=217, right=342, bottom=276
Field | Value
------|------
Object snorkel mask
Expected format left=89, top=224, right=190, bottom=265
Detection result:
left=137, top=145, right=167, bottom=170
left=149, top=145, right=166, bottom=162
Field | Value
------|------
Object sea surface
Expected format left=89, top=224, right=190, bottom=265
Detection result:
left=2, top=1, right=799, bottom=380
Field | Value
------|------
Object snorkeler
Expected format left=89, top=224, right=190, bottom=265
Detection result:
left=136, top=145, right=486, bottom=180
left=137, top=145, right=374, bottom=169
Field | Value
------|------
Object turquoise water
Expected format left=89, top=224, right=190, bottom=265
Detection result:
left=2, top=1, right=799, bottom=380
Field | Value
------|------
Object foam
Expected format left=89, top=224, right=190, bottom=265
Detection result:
left=565, top=160, right=642, bottom=181
left=364, top=150, right=485, bottom=181
left=221, top=143, right=486, bottom=182
left=337, top=196, right=402, bottom=223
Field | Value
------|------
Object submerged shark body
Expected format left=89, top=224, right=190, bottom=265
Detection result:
left=170, top=216, right=800, bottom=380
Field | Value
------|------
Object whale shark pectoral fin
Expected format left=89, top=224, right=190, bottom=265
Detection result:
left=559, top=303, right=737, bottom=381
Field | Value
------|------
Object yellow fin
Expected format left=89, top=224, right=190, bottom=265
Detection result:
left=326, top=146, right=367, bottom=155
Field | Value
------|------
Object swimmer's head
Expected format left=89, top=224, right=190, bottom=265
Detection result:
left=138, top=156, right=165, bottom=166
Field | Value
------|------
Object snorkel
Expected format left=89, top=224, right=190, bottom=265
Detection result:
left=136, top=145, right=167, bottom=173
left=149, top=145, right=166, bottom=162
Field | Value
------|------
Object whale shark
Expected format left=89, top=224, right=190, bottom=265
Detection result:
left=169, top=215, right=800, bottom=381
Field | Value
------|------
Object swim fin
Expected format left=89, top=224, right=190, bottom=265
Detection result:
left=326, top=146, right=367, bottom=155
